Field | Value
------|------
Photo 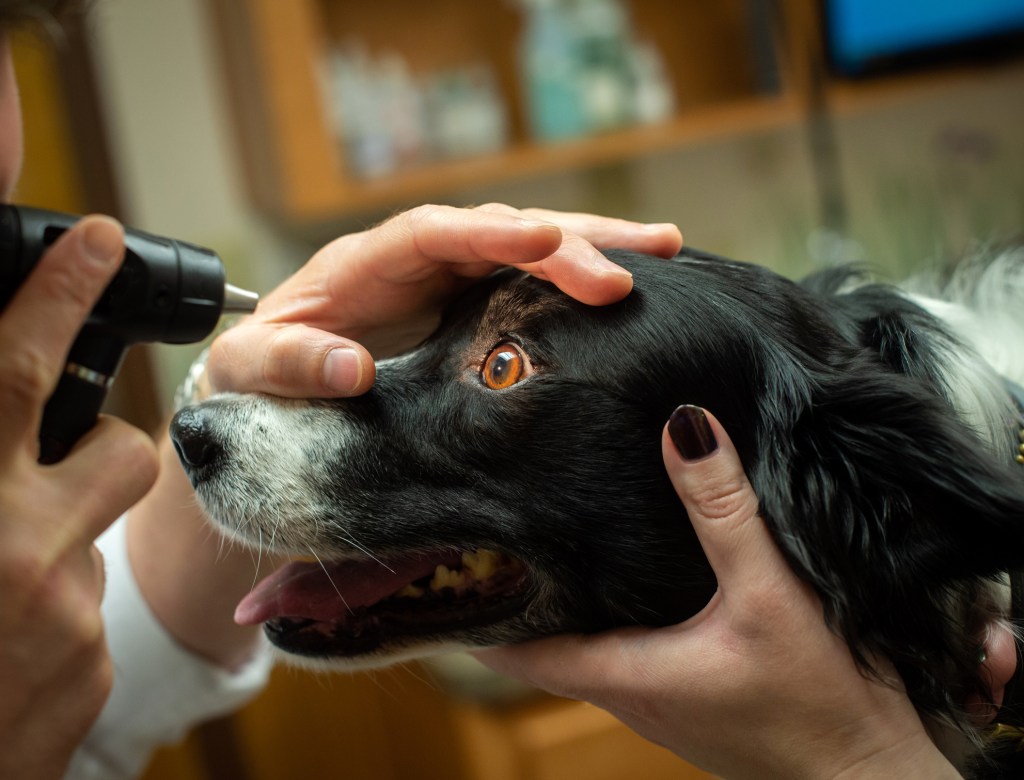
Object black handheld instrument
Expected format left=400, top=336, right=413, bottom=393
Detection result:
left=0, top=205, right=260, bottom=463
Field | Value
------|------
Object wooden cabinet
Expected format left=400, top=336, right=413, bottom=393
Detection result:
left=142, top=662, right=716, bottom=780
left=205, top=0, right=833, bottom=227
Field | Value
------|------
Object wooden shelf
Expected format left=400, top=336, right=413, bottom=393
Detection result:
left=209, top=0, right=791, bottom=226
left=825, top=58, right=1024, bottom=116
left=280, top=94, right=800, bottom=223
left=207, top=0, right=1024, bottom=229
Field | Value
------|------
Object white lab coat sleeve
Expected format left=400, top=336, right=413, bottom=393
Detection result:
left=65, top=515, right=273, bottom=780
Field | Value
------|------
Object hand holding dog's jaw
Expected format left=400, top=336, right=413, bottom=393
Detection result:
left=204, top=204, right=677, bottom=401
left=474, top=409, right=961, bottom=780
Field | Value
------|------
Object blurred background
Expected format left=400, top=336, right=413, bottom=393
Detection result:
left=12, top=0, right=1023, bottom=777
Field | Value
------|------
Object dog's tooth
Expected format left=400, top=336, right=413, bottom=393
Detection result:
left=430, top=564, right=467, bottom=592
left=395, top=584, right=425, bottom=599
left=462, top=549, right=501, bottom=580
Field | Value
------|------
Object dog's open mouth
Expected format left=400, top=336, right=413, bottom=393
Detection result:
left=235, top=548, right=530, bottom=658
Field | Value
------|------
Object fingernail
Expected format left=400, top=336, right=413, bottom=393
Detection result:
left=79, top=216, right=124, bottom=268
left=322, top=347, right=363, bottom=394
left=585, top=248, right=632, bottom=278
left=668, top=405, right=718, bottom=460
left=518, top=219, right=563, bottom=238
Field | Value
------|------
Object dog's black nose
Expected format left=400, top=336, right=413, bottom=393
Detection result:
left=170, top=406, right=222, bottom=470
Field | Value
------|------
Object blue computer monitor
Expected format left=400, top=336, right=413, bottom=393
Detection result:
left=824, top=0, right=1024, bottom=77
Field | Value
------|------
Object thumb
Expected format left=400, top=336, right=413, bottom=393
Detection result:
left=663, top=405, right=784, bottom=592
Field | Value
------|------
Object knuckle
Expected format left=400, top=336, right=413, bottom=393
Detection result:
left=206, top=331, right=249, bottom=393
left=37, top=254, right=106, bottom=316
left=474, top=202, right=516, bottom=215
left=73, top=607, right=107, bottom=651
left=0, top=343, right=54, bottom=408
left=204, top=337, right=231, bottom=389
left=401, top=203, right=448, bottom=231
left=686, top=471, right=758, bottom=523
left=261, top=329, right=294, bottom=389
left=373, top=206, right=445, bottom=261
left=260, top=327, right=323, bottom=392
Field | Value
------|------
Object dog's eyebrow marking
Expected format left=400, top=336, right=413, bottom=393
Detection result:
left=478, top=285, right=567, bottom=334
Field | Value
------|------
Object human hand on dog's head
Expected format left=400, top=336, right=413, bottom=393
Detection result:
left=205, top=204, right=681, bottom=398
left=473, top=407, right=962, bottom=780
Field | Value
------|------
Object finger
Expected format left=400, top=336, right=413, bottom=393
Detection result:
left=472, top=204, right=651, bottom=304
left=369, top=204, right=566, bottom=280
left=662, top=405, right=786, bottom=592
left=208, top=323, right=376, bottom=397
left=0, top=217, right=124, bottom=445
left=514, top=206, right=684, bottom=258
left=368, top=204, right=634, bottom=298
left=51, top=416, right=158, bottom=544
left=534, top=231, right=635, bottom=305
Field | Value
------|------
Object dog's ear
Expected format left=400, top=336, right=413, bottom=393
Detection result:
left=761, top=369, right=1024, bottom=580
left=763, top=286, right=1024, bottom=582
left=750, top=361, right=1024, bottom=719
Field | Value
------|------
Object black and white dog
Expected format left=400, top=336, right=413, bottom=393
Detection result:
left=172, top=247, right=1024, bottom=777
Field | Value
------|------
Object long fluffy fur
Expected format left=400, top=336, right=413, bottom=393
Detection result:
left=174, top=246, right=1024, bottom=777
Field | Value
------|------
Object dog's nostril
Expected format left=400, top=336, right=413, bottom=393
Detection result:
left=173, top=434, right=221, bottom=469
left=170, top=407, right=222, bottom=469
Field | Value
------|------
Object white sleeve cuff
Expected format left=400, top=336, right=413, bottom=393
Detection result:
left=65, top=515, right=273, bottom=780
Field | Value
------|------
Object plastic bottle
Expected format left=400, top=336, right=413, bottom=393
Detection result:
left=630, top=40, right=675, bottom=124
left=517, top=0, right=588, bottom=141
left=571, top=0, right=633, bottom=131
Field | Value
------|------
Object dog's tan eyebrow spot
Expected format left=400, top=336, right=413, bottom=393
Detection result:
left=476, top=284, right=567, bottom=337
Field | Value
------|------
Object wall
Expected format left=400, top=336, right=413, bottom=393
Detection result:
left=87, top=0, right=300, bottom=402
left=86, top=0, right=1023, bottom=404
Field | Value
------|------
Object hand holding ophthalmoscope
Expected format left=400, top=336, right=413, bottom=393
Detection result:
left=0, top=205, right=258, bottom=462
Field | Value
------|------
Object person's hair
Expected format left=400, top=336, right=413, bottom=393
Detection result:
left=0, top=0, right=85, bottom=46
left=0, top=0, right=81, bottom=29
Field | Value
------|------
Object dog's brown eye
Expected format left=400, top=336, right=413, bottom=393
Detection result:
left=481, top=343, right=528, bottom=390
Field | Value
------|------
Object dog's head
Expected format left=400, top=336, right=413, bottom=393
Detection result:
left=172, top=248, right=1024, bottom=729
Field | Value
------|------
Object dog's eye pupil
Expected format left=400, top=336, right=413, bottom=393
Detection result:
left=482, top=344, right=526, bottom=390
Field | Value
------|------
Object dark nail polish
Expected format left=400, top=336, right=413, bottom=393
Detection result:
left=668, top=405, right=718, bottom=460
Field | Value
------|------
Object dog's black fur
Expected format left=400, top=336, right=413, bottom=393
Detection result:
left=173, top=247, right=1024, bottom=777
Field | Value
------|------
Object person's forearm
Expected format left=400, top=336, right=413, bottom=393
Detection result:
left=125, top=434, right=283, bottom=669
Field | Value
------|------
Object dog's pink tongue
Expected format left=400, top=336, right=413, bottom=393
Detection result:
left=235, top=554, right=445, bottom=626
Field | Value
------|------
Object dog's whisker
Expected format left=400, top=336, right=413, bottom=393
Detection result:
left=334, top=531, right=395, bottom=574
left=309, top=549, right=353, bottom=615
left=248, top=527, right=266, bottom=593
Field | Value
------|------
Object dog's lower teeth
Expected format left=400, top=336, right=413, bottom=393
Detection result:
left=430, top=564, right=468, bottom=592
